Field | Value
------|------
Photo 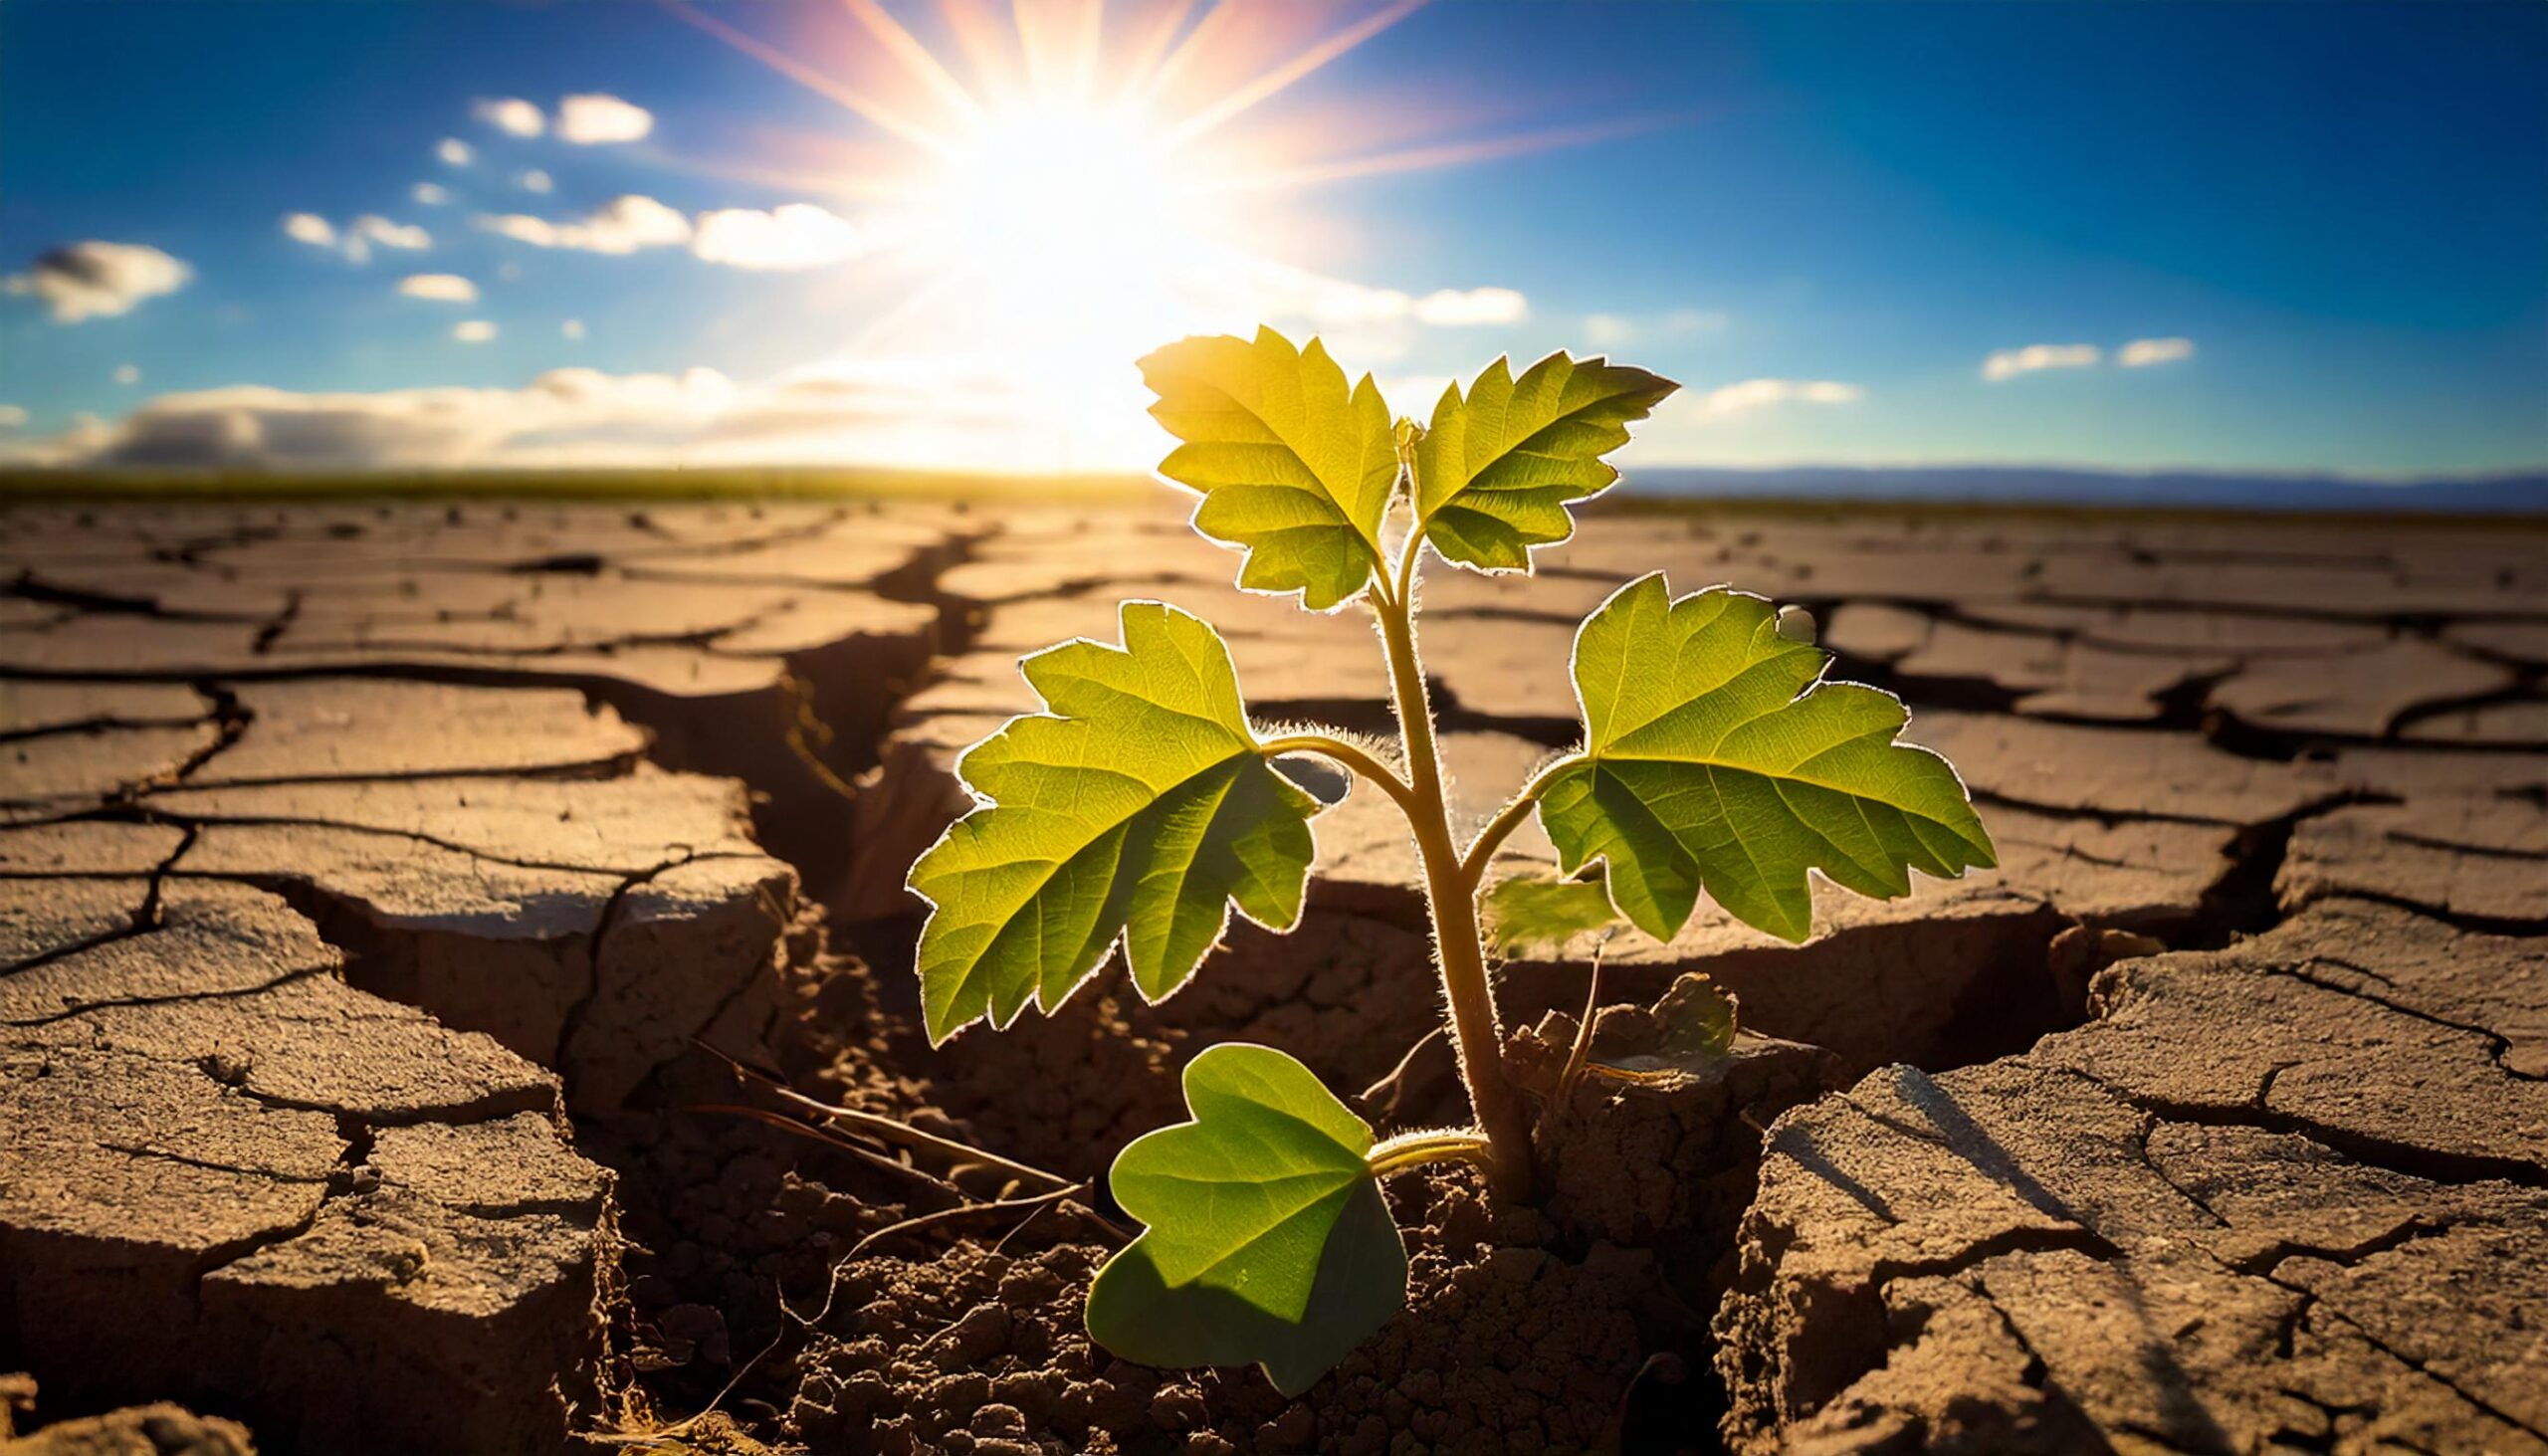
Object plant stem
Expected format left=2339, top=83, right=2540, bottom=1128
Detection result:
left=1371, top=564, right=1536, bottom=1200
left=1366, top=1127, right=1497, bottom=1178
left=1254, top=731, right=1419, bottom=816
left=1458, top=750, right=1586, bottom=890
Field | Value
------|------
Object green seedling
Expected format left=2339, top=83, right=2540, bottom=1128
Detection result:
left=905, top=325, right=1997, bottom=1395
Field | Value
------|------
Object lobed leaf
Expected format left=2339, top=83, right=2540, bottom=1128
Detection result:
left=1414, top=351, right=1677, bottom=572
left=1085, top=1043, right=1407, bottom=1397
left=1539, top=573, right=1996, bottom=944
left=905, top=603, right=1322, bottom=1044
left=1142, top=327, right=1399, bottom=611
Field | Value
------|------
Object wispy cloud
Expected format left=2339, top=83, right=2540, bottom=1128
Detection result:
left=1983, top=342, right=2101, bottom=381
left=1690, top=377, right=1864, bottom=418
left=1233, top=262, right=1532, bottom=339
left=437, top=137, right=475, bottom=167
left=1409, top=287, right=1528, bottom=326
left=2119, top=336, right=2196, bottom=367
left=453, top=320, right=498, bottom=342
left=113, top=363, right=140, bottom=385
left=556, top=94, right=653, bottom=144
left=4, top=242, right=191, bottom=322
left=0, top=405, right=26, bottom=430
left=691, top=204, right=861, bottom=270
left=290, top=214, right=432, bottom=264
left=412, top=182, right=452, bottom=206
left=561, top=318, right=585, bottom=340
left=1583, top=308, right=1725, bottom=347
left=397, top=273, right=478, bottom=303
left=477, top=195, right=692, bottom=254
left=517, top=169, right=554, bottom=195
left=12, top=364, right=1089, bottom=471
left=472, top=97, right=545, bottom=137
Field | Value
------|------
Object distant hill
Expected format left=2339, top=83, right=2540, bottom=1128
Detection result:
left=1627, top=466, right=2548, bottom=515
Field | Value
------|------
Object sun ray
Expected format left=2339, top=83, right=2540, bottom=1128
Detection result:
left=839, top=0, right=987, bottom=127
left=1134, top=0, right=1238, bottom=102
left=1158, top=0, right=1425, bottom=150
left=1117, top=0, right=1198, bottom=94
left=667, top=0, right=1681, bottom=473
left=939, top=0, right=1027, bottom=103
left=1069, top=0, right=1109, bottom=102
left=670, top=0, right=961, bottom=155
left=1188, top=112, right=1691, bottom=194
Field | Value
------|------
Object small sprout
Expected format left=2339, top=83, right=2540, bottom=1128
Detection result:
left=902, top=325, right=1997, bottom=1395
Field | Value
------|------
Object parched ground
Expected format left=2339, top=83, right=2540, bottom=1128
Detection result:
left=0, top=494, right=2540, bottom=1454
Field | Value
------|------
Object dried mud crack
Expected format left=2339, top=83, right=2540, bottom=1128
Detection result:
left=3, top=499, right=2543, bottom=1454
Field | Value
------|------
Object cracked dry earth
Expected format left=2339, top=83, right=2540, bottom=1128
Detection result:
left=1, top=498, right=2542, bottom=1456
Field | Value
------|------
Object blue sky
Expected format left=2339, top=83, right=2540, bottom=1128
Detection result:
left=2, top=0, right=2542, bottom=476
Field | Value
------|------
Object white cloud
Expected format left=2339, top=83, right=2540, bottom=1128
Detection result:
left=1983, top=342, right=2100, bottom=381
left=0, top=405, right=26, bottom=430
left=288, top=214, right=429, bottom=264
left=1585, top=308, right=1726, bottom=346
left=113, top=363, right=140, bottom=385
left=690, top=203, right=861, bottom=270
left=12, top=364, right=1076, bottom=471
left=1224, top=261, right=1533, bottom=345
left=397, top=273, right=479, bottom=303
left=2119, top=336, right=2196, bottom=368
left=412, top=182, right=452, bottom=206
left=4, top=242, right=192, bottom=323
left=517, top=169, right=554, bottom=194
left=437, top=137, right=475, bottom=167
left=1689, top=377, right=1865, bottom=418
left=472, top=97, right=545, bottom=137
left=1409, top=287, right=1528, bottom=326
left=454, top=320, right=498, bottom=343
left=476, top=195, right=691, bottom=255
left=555, top=94, right=653, bottom=145
left=561, top=318, right=586, bottom=339
left=352, top=216, right=431, bottom=251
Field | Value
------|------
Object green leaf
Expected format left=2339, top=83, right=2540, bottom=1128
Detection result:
left=1539, top=573, right=1997, bottom=944
left=1142, top=327, right=1398, bottom=611
left=1086, top=1043, right=1406, bottom=1397
left=1483, top=874, right=1623, bottom=957
left=1413, top=351, right=1677, bottom=572
left=906, top=603, right=1321, bottom=1044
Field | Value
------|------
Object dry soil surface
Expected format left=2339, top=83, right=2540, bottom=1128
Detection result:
left=1, top=497, right=2541, bottom=1454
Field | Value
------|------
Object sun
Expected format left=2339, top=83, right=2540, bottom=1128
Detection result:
left=924, top=100, right=1181, bottom=272
left=670, top=0, right=1637, bottom=469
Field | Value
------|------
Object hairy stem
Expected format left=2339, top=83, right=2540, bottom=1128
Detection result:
left=1372, top=562, right=1536, bottom=1199
left=1458, top=751, right=1587, bottom=890
left=1255, top=731, right=1420, bottom=816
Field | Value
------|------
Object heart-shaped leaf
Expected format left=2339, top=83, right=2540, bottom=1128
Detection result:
left=1539, top=573, right=1996, bottom=943
left=1413, top=351, right=1677, bottom=572
left=906, top=603, right=1322, bottom=1043
left=1085, top=1043, right=1406, bottom=1397
left=1142, top=327, right=1398, bottom=611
